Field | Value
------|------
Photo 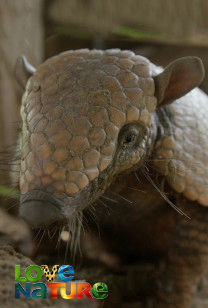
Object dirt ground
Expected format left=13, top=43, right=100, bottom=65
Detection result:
left=1, top=207, right=208, bottom=308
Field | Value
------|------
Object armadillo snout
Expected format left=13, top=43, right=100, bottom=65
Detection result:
left=19, top=190, right=66, bottom=227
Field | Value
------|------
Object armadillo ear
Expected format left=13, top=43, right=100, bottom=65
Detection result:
left=15, top=55, right=36, bottom=89
left=154, top=56, right=205, bottom=107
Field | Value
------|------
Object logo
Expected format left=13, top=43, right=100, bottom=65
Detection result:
left=15, top=265, right=108, bottom=300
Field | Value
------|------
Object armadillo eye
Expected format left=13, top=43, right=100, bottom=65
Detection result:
left=123, top=133, right=136, bottom=145
left=118, top=124, right=140, bottom=149
left=120, top=130, right=138, bottom=149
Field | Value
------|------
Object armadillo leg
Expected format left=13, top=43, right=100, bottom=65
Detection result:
left=156, top=198, right=208, bottom=308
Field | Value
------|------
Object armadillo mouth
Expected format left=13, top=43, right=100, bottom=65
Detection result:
left=19, top=190, right=68, bottom=228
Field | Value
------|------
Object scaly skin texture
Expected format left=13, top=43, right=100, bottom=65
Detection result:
left=153, top=89, right=208, bottom=206
left=19, top=49, right=156, bottom=202
left=15, top=49, right=208, bottom=307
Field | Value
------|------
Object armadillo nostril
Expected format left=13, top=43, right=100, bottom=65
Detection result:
left=19, top=190, right=64, bottom=227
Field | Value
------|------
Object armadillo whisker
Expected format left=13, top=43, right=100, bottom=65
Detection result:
left=64, top=225, right=70, bottom=263
left=56, top=227, right=63, bottom=250
left=88, top=203, right=102, bottom=237
left=50, top=228, right=58, bottom=240
left=33, top=228, right=42, bottom=241
left=47, top=229, right=52, bottom=240
left=140, top=169, right=191, bottom=219
left=74, top=212, right=83, bottom=257
left=134, top=172, right=141, bottom=183
left=109, top=190, right=134, bottom=204
left=101, top=195, right=118, bottom=203
left=36, top=230, right=46, bottom=249
left=97, top=199, right=112, bottom=216
left=127, top=186, right=147, bottom=193
left=97, top=199, right=109, bottom=209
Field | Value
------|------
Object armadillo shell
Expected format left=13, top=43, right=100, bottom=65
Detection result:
left=153, top=87, right=208, bottom=206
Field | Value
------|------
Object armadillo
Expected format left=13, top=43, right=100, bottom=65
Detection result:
left=14, top=49, right=208, bottom=307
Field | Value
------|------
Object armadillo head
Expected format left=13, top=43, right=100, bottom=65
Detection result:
left=15, top=49, right=204, bottom=227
